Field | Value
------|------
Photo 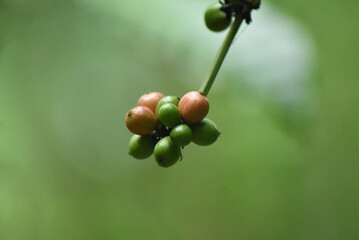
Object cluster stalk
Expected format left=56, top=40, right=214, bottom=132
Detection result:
left=199, top=14, right=244, bottom=96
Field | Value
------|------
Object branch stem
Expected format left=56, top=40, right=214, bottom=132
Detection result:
left=199, top=14, right=244, bottom=96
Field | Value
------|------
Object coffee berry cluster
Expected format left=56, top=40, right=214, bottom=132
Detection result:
left=125, top=91, right=220, bottom=168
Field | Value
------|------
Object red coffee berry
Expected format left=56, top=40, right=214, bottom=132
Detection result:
left=137, top=92, right=164, bottom=114
left=178, top=91, right=209, bottom=124
left=125, top=106, right=157, bottom=135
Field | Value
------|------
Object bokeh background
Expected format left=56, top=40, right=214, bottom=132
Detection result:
left=1, top=0, right=358, bottom=239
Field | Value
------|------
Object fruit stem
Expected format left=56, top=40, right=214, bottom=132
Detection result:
left=199, top=14, right=244, bottom=97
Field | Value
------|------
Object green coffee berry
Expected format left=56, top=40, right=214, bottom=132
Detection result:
left=170, top=124, right=192, bottom=146
left=128, top=134, right=156, bottom=159
left=191, top=118, right=220, bottom=146
left=157, top=103, right=182, bottom=128
left=204, top=3, right=231, bottom=32
left=154, top=136, right=181, bottom=168
left=156, top=96, right=180, bottom=115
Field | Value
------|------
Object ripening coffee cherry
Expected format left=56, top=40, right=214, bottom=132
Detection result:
left=170, top=124, right=192, bottom=146
left=191, top=118, right=220, bottom=146
left=157, top=103, right=182, bottom=128
left=178, top=91, right=209, bottom=124
left=125, top=106, right=157, bottom=135
left=154, top=136, right=181, bottom=168
left=156, top=96, right=180, bottom=115
left=137, top=92, right=164, bottom=114
left=128, top=134, right=156, bottom=159
left=204, top=3, right=231, bottom=32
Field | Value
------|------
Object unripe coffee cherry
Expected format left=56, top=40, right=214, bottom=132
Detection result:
left=191, top=118, right=220, bottom=146
left=128, top=134, right=156, bottom=159
left=157, top=103, right=182, bottom=128
left=156, top=96, right=180, bottom=115
left=125, top=106, right=157, bottom=135
left=154, top=136, right=181, bottom=168
left=204, top=3, right=231, bottom=32
left=178, top=91, right=209, bottom=124
left=170, top=124, right=192, bottom=146
left=137, top=92, right=164, bottom=114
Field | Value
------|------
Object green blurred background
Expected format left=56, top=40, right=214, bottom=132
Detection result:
left=0, top=0, right=358, bottom=239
